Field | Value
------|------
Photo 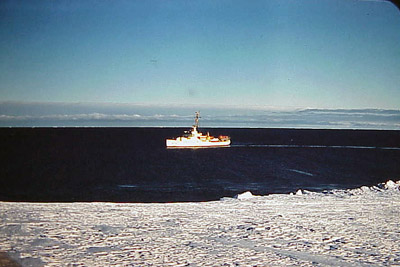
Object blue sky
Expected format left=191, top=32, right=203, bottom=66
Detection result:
left=0, top=0, right=400, bottom=128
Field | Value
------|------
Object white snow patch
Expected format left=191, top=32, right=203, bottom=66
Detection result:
left=383, top=180, right=399, bottom=190
left=295, top=189, right=303, bottom=195
left=234, top=191, right=255, bottom=200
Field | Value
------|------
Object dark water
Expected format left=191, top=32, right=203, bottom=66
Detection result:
left=1, top=128, right=399, bottom=202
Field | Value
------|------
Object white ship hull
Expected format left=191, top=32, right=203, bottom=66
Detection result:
left=166, top=138, right=231, bottom=148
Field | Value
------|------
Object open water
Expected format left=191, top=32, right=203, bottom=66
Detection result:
left=1, top=128, right=399, bottom=202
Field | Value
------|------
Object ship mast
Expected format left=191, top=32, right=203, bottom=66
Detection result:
left=194, top=111, right=200, bottom=129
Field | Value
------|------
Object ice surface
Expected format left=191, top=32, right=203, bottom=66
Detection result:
left=0, top=181, right=399, bottom=266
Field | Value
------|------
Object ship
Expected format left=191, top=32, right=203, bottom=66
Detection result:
left=166, top=112, right=231, bottom=148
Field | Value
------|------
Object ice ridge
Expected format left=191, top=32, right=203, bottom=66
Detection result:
left=228, top=180, right=400, bottom=200
left=325, top=180, right=400, bottom=196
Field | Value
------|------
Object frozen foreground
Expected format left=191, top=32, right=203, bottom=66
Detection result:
left=1, top=181, right=400, bottom=267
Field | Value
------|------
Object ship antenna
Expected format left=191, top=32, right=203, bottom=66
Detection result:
left=194, top=111, right=200, bottom=128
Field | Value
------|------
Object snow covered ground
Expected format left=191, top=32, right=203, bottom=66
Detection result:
left=1, top=181, right=399, bottom=266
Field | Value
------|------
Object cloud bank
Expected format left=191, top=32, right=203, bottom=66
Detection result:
left=0, top=102, right=399, bottom=129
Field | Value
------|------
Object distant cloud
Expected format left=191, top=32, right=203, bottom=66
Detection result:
left=0, top=113, right=190, bottom=122
left=0, top=102, right=399, bottom=129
